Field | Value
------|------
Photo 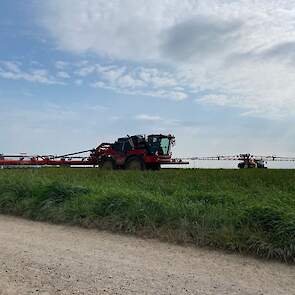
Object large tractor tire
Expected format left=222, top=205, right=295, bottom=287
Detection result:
left=147, top=163, right=161, bottom=170
left=125, top=157, right=145, bottom=170
left=100, top=158, right=115, bottom=170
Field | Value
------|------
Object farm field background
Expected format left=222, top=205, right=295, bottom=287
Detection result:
left=0, top=168, right=294, bottom=263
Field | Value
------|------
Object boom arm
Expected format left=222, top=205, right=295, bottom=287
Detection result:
left=182, top=155, right=295, bottom=162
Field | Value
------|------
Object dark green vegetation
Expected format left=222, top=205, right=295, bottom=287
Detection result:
left=0, top=168, right=294, bottom=262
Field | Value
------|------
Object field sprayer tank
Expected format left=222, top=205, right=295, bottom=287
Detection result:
left=0, top=134, right=188, bottom=170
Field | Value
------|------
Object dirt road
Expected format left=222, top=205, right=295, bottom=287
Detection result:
left=0, top=215, right=294, bottom=295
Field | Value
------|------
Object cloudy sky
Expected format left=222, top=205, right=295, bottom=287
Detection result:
left=1, top=0, right=295, bottom=166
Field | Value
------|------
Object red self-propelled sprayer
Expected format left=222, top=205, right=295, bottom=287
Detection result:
left=0, top=134, right=188, bottom=170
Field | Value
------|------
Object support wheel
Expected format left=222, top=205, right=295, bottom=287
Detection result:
left=100, top=158, right=115, bottom=170
left=147, top=163, right=161, bottom=170
left=125, top=157, right=145, bottom=170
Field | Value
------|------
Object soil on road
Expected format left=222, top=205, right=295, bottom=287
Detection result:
left=0, top=215, right=294, bottom=295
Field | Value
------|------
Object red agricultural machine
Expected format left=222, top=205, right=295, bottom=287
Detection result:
left=0, top=134, right=187, bottom=170
left=2, top=134, right=295, bottom=170
left=187, top=154, right=295, bottom=169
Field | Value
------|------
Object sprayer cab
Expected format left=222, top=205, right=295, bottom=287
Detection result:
left=146, top=134, right=175, bottom=156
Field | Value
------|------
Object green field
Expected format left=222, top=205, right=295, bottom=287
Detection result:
left=0, top=168, right=294, bottom=262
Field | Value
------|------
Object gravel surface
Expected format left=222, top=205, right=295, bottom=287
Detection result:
left=0, top=215, right=294, bottom=295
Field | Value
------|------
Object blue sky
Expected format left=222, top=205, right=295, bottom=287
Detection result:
left=1, top=0, right=295, bottom=167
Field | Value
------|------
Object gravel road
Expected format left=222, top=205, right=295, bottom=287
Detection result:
left=0, top=215, right=294, bottom=295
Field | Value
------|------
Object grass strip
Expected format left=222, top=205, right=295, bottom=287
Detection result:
left=0, top=168, right=294, bottom=263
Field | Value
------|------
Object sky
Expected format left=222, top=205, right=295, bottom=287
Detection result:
left=1, top=0, right=295, bottom=167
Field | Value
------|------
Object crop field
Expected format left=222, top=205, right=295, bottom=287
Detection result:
left=0, top=168, right=294, bottom=262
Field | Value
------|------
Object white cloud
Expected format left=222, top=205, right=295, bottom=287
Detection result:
left=40, top=0, right=173, bottom=60
left=137, top=89, right=187, bottom=101
left=135, top=113, right=181, bottom=127
left=198, top=94, right=241, bottom=107
left=39, top=1, right=295, bottom=60
left=38, top=1, right=295, bottom=117
left=90, top=64, right=188, bottom=101
left=2, top=61, right=22, bottom=72
left=135, top=114, right=162, bottom=122
left=57, top=71, right=70, bottom=79
left=98, top=66, right=126, bottom=82
left=75, top=65, right=97, bottom=77
left=138, top=68, right=178, bottom=88
left=55, top=61, right=68, bottom=70
left=0, top=61, right=62, bottom=85
left=116, top=74, right=145, bottom=89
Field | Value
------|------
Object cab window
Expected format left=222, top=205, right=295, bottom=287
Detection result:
left=160, top=138, right=170, bottom=155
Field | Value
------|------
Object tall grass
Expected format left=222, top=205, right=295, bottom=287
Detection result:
left=0, top=168, right=294, bottom=262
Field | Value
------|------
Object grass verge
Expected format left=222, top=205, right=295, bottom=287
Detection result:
left=0, top=168, right=294, bottom=263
